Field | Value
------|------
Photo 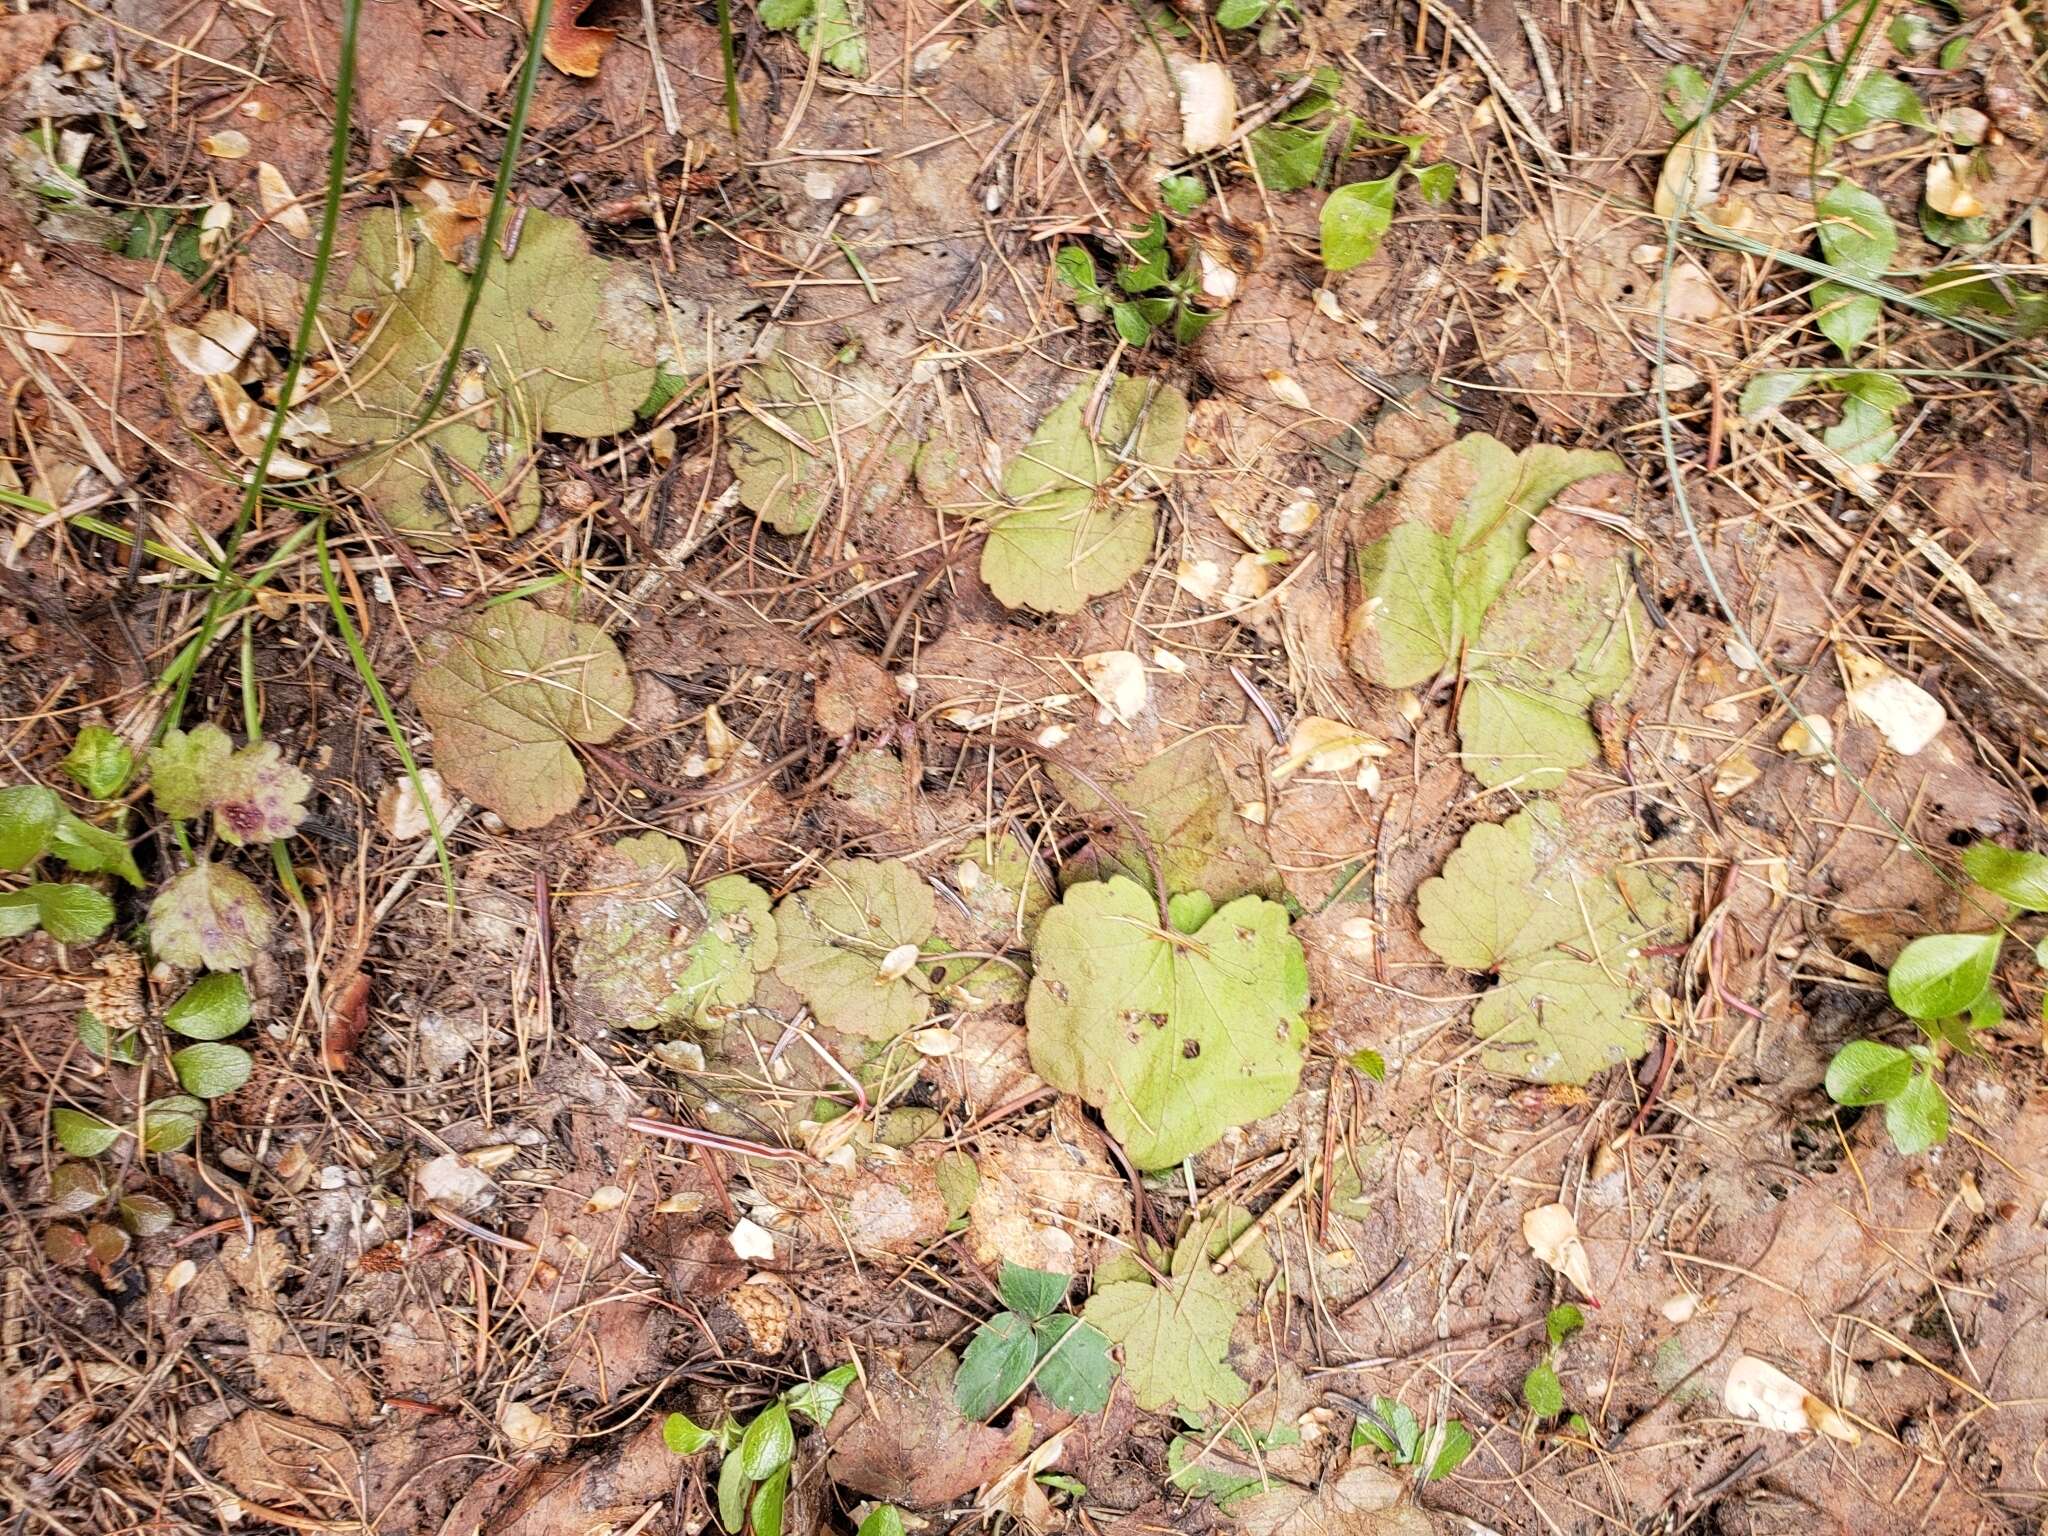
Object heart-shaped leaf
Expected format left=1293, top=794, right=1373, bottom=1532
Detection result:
left=1418, top=804, right=1680, bottom=1083
left=326, top=208, right=663, bottom=539
left=412, top=598, right=634, bottom=829
left=980, top=375, right=1187, bottom=614
left=773, top=858, right=935, bottom=1039
left=1026, top=875, right=1308, bottom=1170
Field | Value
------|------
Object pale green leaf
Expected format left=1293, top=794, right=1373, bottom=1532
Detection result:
left=1053, top=737, right=1280, bottom=903
left=47, top=812, right=142, bottom=887
left=1456, top=535, right=1642, bottom=789
left=784, top=1362, right=857, bottom=1425
left=1080, top=1224, right=1252, bottom=1415
left=1824, top=1039, right=1912, bottom=1105
left=173, top=1041, right=253, bottom=1100
left=980, top=375, right=1187, bottom=614
left=148, top=725, right=232, bottom=821
left=1884, top=1068, right=1949, bottom=1154
left=53, top=1107, right=123, bottom=1157
left=716, top=1446, right=750, bottom=1532
left=856, top=1506, right=906, bottom=1536
left=1417, top=805, right=1679, bottom=1084
left=1027, top=875, right=1308, bottom=1170
left=0, top=882, right=114, bottom=944
left=954, top=832, right=1053, bottom=946
left=1321, top=176, right=1398, bottom=272
left=1961, top=842, right=2048, bottom=911
left=326, top=208, right=662, bottom=540
left=728, top=357, right=834, bottom=534
left=148, top=861, right=273, bottom=970
left=1351, top=435, right=1619, bottom=688
left=63, top=726, right=133, bottom=800
left=664, top=1412, right=719, bottom=1454
left=165, top=972, right=252, bottom=1040
left=1887, top=932, right=2000, bottom=1019
left=772, top=858, right=934, bottom=1038
left=412, top=598, right=633, bottom=829
left=142, top=1095, right=205, bottom=1153
left=571, top=833, right=778, bottom=1029
left=0, top=783, right=60, bottom=869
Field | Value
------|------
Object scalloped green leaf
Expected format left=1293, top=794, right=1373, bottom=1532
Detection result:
left=1026, top=874, right=1308, bottom=1170
left=326, top=207, right=662, bottom=539
left=980, top=375, right=1188, bottom=614
left=1417, top=804, right=1679, bottom=1084
left=412, top=598, right=633, bottom=829
left=1080, top=1222, right=1255, bottom=1416
left=772, top=858, right=934, bottom=1039
left=149, top=724, right=309, bottom=845
left=727, top=357, right=833, bottom=534
left=571, top=832, right=778, bottom=1029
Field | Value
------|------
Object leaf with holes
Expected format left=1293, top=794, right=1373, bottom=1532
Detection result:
left=980, top=375, right=1188, bottom=614
left=728, top=356, right=834, bottom=534
left=148, top=861, right=274, bottom=970
left=1027, top=876, right=1308, bottom=1170
left=773, top=858, right=935, bottom=1039
left=571, top=832, right=778, bottom=1029
left=412, top=598, right=634, bottom=829
left=1417, top=804, right=1680, bottom=1084
left=325, top=208, right=663, bottom=539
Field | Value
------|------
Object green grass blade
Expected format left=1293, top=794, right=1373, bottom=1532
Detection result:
left=314, top=520, right=456, bottom=913
left=159, top=0, right=362, bottom=734
left=404, top=0, right=556, bottom=436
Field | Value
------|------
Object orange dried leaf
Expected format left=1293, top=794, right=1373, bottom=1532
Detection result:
left=524, top=0, right=615, bottom=77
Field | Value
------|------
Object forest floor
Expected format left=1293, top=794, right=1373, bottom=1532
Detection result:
left=2, top=0, right=2047, bottom=1532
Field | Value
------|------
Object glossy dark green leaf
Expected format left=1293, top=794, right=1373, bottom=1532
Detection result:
left=998, top=1263, right=1069, bottom=1321
left=172, top=1041, right=253, bottom=1100
left=738, top=1401, right=794, bottom=1480
left=955, top=1311, right=1037, bottom=1420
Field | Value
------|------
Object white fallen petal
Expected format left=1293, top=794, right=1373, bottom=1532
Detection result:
left=1080, top=650, right=1149, bottom=726
left=1274, top=716, right=1388, bottom=780
left=729, top=1217, right=777, bottom=1261
left=1172, top=58, right=1236, bottom=154
left=876, top=942, right=921, bottom=983
left=1843, top=652, right=1944, bottom=755
left=256, top=161, right=311, bottom=238
left=909, top=1027, right=959, bottom=1056
left=1522, top=1202, right=1595, bottom=1298
left=1264, top=370, right=1313, bottom=411
left=1723, top=1356, right=1855, bottom=1441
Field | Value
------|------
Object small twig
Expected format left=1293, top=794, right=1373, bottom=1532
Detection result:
left=627, top=1114, right=817, bottom=1164
left=1213, top=1157, right=1318, bottom=1274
